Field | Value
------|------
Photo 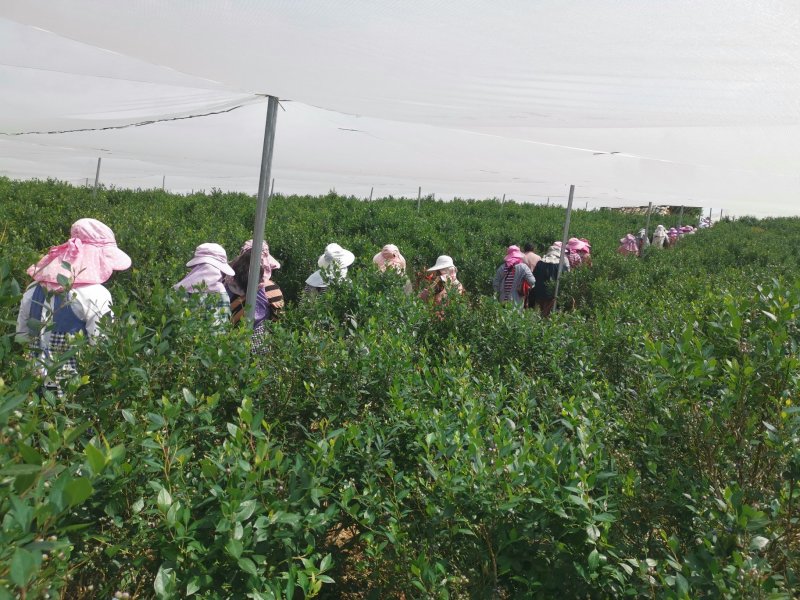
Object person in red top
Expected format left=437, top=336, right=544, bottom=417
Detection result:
left=419, top=255, right=464, bottom=305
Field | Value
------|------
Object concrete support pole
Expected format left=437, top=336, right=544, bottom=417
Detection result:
left=92, top=157, right=102, bottom=198
left=552, top=185, right=575, bottom=314
left=245, top=96, right=280, bottom=323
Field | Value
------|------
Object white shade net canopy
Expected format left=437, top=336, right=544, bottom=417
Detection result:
left=2, top=1, right=799, bottom=215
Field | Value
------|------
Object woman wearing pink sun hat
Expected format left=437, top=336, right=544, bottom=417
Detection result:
left=566, top=237, right=592, bottom=269
left=16, top=218, right=132, bottom=392
left=493, top=245, right=536, bottom=308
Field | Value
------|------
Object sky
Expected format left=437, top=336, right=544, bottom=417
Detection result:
left=1, top=2, right=798, bottom=216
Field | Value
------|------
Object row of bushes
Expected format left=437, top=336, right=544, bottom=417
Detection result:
left=1, top=179, right=799, bottom=598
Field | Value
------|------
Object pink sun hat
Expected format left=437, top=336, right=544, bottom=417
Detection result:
left=240, top=240, right=281, bottom=272
left=373, top=244, right=406, bottom=272
left=567, top=237, right=590, bottom=253
left=504, top=245, right=525, bottom=267
left=27, top=218, right=131, bottom=290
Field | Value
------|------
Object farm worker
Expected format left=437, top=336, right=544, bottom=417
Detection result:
left=373, top=244, right=406, bottom=273
left=16, top=218, right=131, bottom=393
left=522, top=242, right=541, bottom=272
left=652, top=225, right=668, bottom=248
left=680, top=225, right=695, bottom=235
left=531, top=243, right=569, bottom=317
left=373, top=243, right=413, bottom=294
left=225, top=248, right=284, bottom=354
left=618, top=234, right=640, bottom=256
left=667, top=227, right=679, bottom=247
left=237, top=239, right=281, bottom=287
left=174, top=243, right=234, bottom=325
left=635, top=228, right=650, bottom=253
left=304, top=243, right=355, bottom=297
left=419, top=255, right=464, bottom=305
left=566, top=237, right=592, bottom=269
left=493, top=245, right=535, bottom=308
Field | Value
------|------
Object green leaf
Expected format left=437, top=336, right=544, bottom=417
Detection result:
left=286, top=567, right=296, bottom=600
left=182, top=388, right=196, bottom=406
left=186, top=577, right=200, bottom=596
left=65, top=421, right=92, bottom=444
left=10, top=548, right=39, bottom=587
left=0, top=464, right=41, bottom=476
left=17, top=443, right=44, bottom=465
left=166, top=501, right=181, bottom=527
left=157, top=488, right=172, bottom=512
left=320, top=553, right=332, bottom=573
left=154, top=565, right=174, bottom=598
left=592, top=512, right=617, bottom=523
left=675, top=572, right=689, bottom=595
left=236, top=499, right=257, bottom=521
left=238, top=557, right=258, bottom=576
left=588, top=549, right=600, bottom=571
left=226, top=538, right=243, bottom=559
left=85, top=443, right=107, bottom=475
left=121, top=409, right=136, bottom=424
left=132, top=497, right=145, bottom=514
left=65, top=477, right=94, bottom=507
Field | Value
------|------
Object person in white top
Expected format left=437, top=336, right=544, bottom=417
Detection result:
left=304, top=243, right=356, bottom=298
left=16, top=218, right=131, bottom=392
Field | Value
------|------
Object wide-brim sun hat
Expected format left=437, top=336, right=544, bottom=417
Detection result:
left=505, top=245, right=525, bottom=261
left=567, top=238, right=589, bottom=253
left=240, top=239, right=281, bottom=270
left=27, top=217, right=132, bottom=288
left=318, top=243, right=355, bottom=269
left=187, top=243, right=235, bottom=276
left=427, top=255, right=455, bottom=271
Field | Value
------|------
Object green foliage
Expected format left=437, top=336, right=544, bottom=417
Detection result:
left=1, top=179, right=800, bottom=597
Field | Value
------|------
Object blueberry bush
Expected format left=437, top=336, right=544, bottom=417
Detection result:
left=1, top=178, right=798, bottom=598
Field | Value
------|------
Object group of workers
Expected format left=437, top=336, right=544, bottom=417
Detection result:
left=618, top=224, right=697, bottom=257
left=16, top=218, right=601, bottom=390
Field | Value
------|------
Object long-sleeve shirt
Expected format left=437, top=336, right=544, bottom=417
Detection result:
left=493, top=263, right=536, bottom=307
left=16, top=283, right=112, bottom=345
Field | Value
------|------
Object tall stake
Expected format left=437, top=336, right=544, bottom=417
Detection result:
left=552, top=184, right=575, bottom=313
left=678, top=205, right=684, bottom=228
left=719, top=209, right=723, bottom=221
left=645, top=201, right=653, bottom=236
left=92, top=157, right=102, bottom=198
left=245, top=96, right=280, bottom=323
left=417, top=186, right=422, bottom=212
left=501, top=193, right=506, bottom=205
left=162, top=175, right=165, bottom=191
left=270, top=178, right=275, bottom=196
left=369, top=187, right=374, bottom=201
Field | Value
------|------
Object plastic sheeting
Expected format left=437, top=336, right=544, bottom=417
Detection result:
left=1, top=2, right=799, bottom=216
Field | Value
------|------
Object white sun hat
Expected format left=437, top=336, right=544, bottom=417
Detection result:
left=318, top=243, right=355, bottom=269
left=427, top=255, right=455, bottom=271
